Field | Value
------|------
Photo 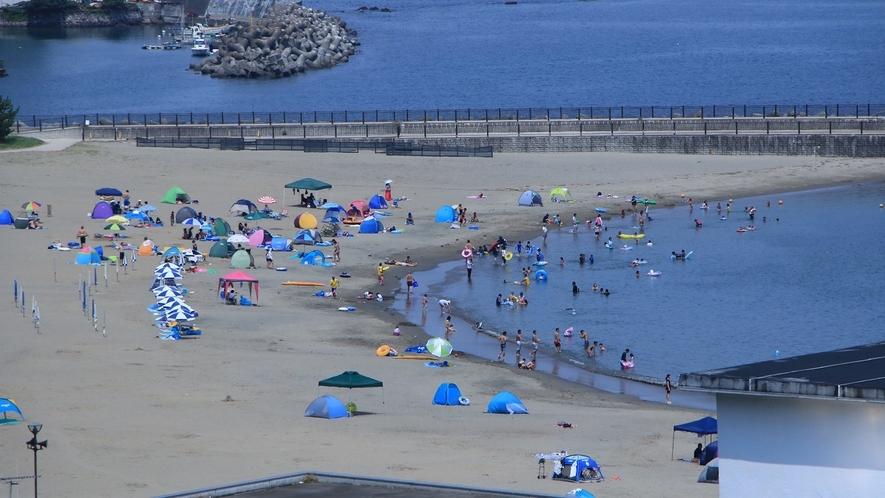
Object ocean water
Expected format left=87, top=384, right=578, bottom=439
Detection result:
left=2, top=0, right=884, bottom=114
left=396, top=182, right=885, bottom=381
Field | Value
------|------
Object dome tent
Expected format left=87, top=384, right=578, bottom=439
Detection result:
left=161, top=187, right=191, bottom=204
left=347, top=200, right=370, bottom=218
left=75, top=246, right=100, bottom=265
left=229, top=199, right=258, bottom=217
left=359, top=217, right=384, bottom=234
left=368, top=194, right=388, bottom=209
left=518, top=190, right=543, bottom=207
left=322, top=204, right=346, bottom=223
left=304, top=395, right=349, bottom=419
left=230, top=249, right=253, bottom=269
left=91, top=201, right=114, bottom=219
left=432, top=383, right=466, bottom=406
left=487, top=391, right=528, bottom=414
left=294, top=212, right=318, bottom=229
left=213, top=218, right=232, bottom=237
left=293, top=229, right=322, bottom=245
left=435, top=205, right=456, bottom=223
left=209, top=240, right=235, bottom=258
left=547, top=187, right=572, bottom=201
left=0, top=210, right=13, bottom=225
left=300, top=250, right=329, bottom=266
left=175, top=206, right=198, bottom=224
left=270, top=237, right=291, bottom=251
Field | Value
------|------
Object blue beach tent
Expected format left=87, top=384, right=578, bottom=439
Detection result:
left=672, top=416, right=718, bottom=459
left=270, top=237, right=290, bottom=251
left=359, top=217, right=384, bottom=234
left=554, top=454, right=605, bottom=483
left=487, top=391, right=528, bottom=414
left=432, top=383, right=464, bottom=406
left=323, top=204, right=346, bottom=223
left=0, top=210, right=14, bottom=225
left=435, top=205, right=456, bottom=223
left=0, top=398, right=24, bottom=425
left=518, top=190, right=543, bottom=207
left=304, top=395, right=349, bottom=419
left=368, top=194, right=388, bottom=209
left=700, top=440, right=718, bottom=466
left=300, top=249, right=328, bottom=266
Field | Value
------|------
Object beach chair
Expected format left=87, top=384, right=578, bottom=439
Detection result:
left=279, top=208, right=288, bottom=218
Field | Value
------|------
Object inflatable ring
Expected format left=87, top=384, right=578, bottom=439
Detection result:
left=461, top=248, right=473, bottom=258
left=376, top=345, right=391, bottom=357
left=503, top=251, right=513, bottom=261
left=458, top=396, right=470, bottom=406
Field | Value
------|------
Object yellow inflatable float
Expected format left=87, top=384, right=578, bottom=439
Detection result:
left=618, top=233, right=645, bottom=239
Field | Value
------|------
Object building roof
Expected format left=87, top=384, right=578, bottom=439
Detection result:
left=678, top=341, right=885, bottom=402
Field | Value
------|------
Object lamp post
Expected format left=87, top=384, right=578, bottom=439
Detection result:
left=26, top=423, right=47, bottom=498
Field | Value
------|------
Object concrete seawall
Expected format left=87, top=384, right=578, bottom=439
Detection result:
left=21, top=120, right=885, bottom=157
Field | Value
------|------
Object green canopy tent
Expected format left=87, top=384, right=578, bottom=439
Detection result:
left=284, top=178, right=332, bottom=207
left=317, top=371, right=384, bottom=412
left=161, top=187, right=191, bottom=204
left=213, top=218, right=232, bottom=237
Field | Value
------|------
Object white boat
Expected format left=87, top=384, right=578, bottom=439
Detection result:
left=191, top=39, right=211, bottom=57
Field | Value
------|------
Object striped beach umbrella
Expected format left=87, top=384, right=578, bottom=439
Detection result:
left=104, top=223, right=126, bottom=231
left=426, top=337, right=453, bottom=358
left=106, top=215, right=128, bottom=223
left=21, top=202, right=41, bottom=210
left=181, top=218, right=202, bottom=226
left=258, top=196, right=276, bottom=206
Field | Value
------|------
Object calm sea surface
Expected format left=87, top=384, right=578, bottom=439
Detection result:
left=1, top=0, right=884, bottom=114
left=396, top=182, right=885, bottom=382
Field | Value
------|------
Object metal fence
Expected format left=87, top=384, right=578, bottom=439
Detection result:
left=17, top=103, right=885, bottom=133
left=136, top=137, right=494, bottom=157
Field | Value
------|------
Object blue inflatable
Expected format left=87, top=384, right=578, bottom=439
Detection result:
left=487, top=391, right=528, bottom=414
left=535, top=269, right=547, bottom=280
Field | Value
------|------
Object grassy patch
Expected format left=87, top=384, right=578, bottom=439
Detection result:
left=0, top=136, right=44, bottom=151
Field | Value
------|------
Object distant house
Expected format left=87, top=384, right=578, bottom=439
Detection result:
left=679, top=342, right=885, bottom=497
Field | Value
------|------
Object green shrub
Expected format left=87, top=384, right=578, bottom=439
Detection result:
left=0, top=95, right=20, bottom=143
left=0, top=7, right=29, bottom=22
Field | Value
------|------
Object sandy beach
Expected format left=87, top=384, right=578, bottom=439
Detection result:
left=1, top=141, right=884, bottom=498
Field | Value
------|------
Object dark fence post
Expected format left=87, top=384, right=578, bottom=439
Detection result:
left=237, top=113, right=241, bottom=126
left=766, top=121, right=770, bottom=135
left=190, top=112, right=193, bottom=124
left=485, top=109, right=488, bottom=122
left=743, top=105, right=746, bottom=117
left=517, top=124, right=520, bottom=136
left=610, top=121, right=614, bottom=135
left=650, top=106, right=654, bottom=118
left=703, top=122, right=707, bottom=135
left=362, top=111, right=365, bottom=124
left=207, top=113, right=210, bottom=126
left=620, top=106, right=624, bottom=119
left=608, top=108, right=612, bottom=121
left=681, top=106, right=685, bottom=118
left=639, top=108, right=642, bottom=119
left=701, top=107, right=704, bottom=119
left=712, top=105, right=716, bottom=118
left=345, top=110, right=348, bottom=122
left=331, top=111, right=335, bottom=125
left=300, top=112, right=304, bottom=125
left=486, top=123, right=489, bottom=138
left=860, top=121, right=864, bottom=135
left=159, top=113, right=162, bottom=124
left=252, top=111, right=255, bottom=124
left=732, top=106, right=735, bottom=119
left=836, top=104, right=839, bottom=116
left=735, top=121, right=738, bottom=135
left=797, top=121, right=800, bottom=135
left=283, top=111, right=287, bottom=123
left=425, top=124, right=428, bottom=138
left=829, top=121, right=832, bottom=134
left=221, top=112, right=224, bottom=124
left=580, top=122, right=583, bottom=136
left=314, top=111, right=317, bottom=123
left=669, top=107, right=673, bottom=119
left=856, top=105, right=859, bottom=118
left=269, top=113, right=272, bottom=125
left=455, top=124, right=458, bottom=137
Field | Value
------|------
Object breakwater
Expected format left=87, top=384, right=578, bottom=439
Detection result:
left=189, top=5, right=357, bottom=78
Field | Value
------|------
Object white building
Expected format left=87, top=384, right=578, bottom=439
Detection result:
left=679, top=341, right=885, bottom=497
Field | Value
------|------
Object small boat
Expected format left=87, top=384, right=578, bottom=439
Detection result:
left=142, top=42, right=182, bottom=50
left=191, top=38, right=211, bottom=57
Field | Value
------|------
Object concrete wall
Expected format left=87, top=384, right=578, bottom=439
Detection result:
left=717, top=394, right=885, bottom=498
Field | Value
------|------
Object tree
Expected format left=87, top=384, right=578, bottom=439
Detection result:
left=0, top=95, right=20, bottom=143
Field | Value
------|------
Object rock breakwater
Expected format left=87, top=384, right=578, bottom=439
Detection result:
left=189, top=5, right=358, bottom=79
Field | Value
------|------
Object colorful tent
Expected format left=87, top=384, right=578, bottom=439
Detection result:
left=368, top=194, right=388, bottom=209
left=304, top=395, right=349, bottom=419
left=323, top=204, right=346, bottom=223
left=698, top=458, right=719, bottom=484
left=75, top=246, right=100, bottom=265
left=432, top=383, right=465, bottom=406
left=487, top=391, right=528, bottom=414
left=553, top=454, right=604, bottom=483
left=293, top=229, right=322, bottom=246
left=229, top=199, right=258, bottom=216
left=435, top=205, right=456, bottom=223
left=518, top=190, right=543, bottom=207
left=213, top=218, right=231, bottom=237
left=217, top=270, right=259, bottom=301
left=248, top=229, right=272, bottom=247
left=294, top=212, right=318, bottom=229
left=0, top=210, right=13, bottom=225
left=347, top=200, right=370, bottom=218
left=209, top=240, right=235, bottom=258
left=124, top=211, right=148, bottom=222
left=286, top=178, right=332, bottom=191
left=0, top=398, right=24, bottom=425
left=175, top=206, right=198, bottom=223
left=359, top=217, right=384, bottom=234
left=547, top=187, right=572, bottom=201
left=137, top=239, right=155, bottom=257
left=270, top=237, right=291, bottom=251
left=300, top=250, right=328, bottom=265
left=672, top=416, right=718, bottom=459
left=161, top=187, right=191, bottom=204
left=229, top=249, right=253, bottom=269
left=91, top=201, right=114, bottom=219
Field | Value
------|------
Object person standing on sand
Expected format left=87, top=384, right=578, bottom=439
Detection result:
left=77, top=226, right=88, bottom=246
left=265, top=247, right=274, bottom=269
left=378, top=263, right=385, bottom=286
left=531, top=330, right=540, bottom=360
left=406, top=272, right=414, bottom=294
left=553, top=328, right=561, bottom=353
left=170, top=211, right=175, bottom=226
left=331, top=239, right=340, bottom=262
left=515, top=329, right=523, bottom=358
left=665, top=374, right=673, bottom=404
left=542, top=225, right=548, bottom=243
left=497, top=331, right=508, bottom=362
left=466, top=258, right=473, bottom=281
left=330, top=276, right=339, bottom=298
left=422, top=294, right=428, bottom=313
left=122, top=189, right=131, bottom=208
